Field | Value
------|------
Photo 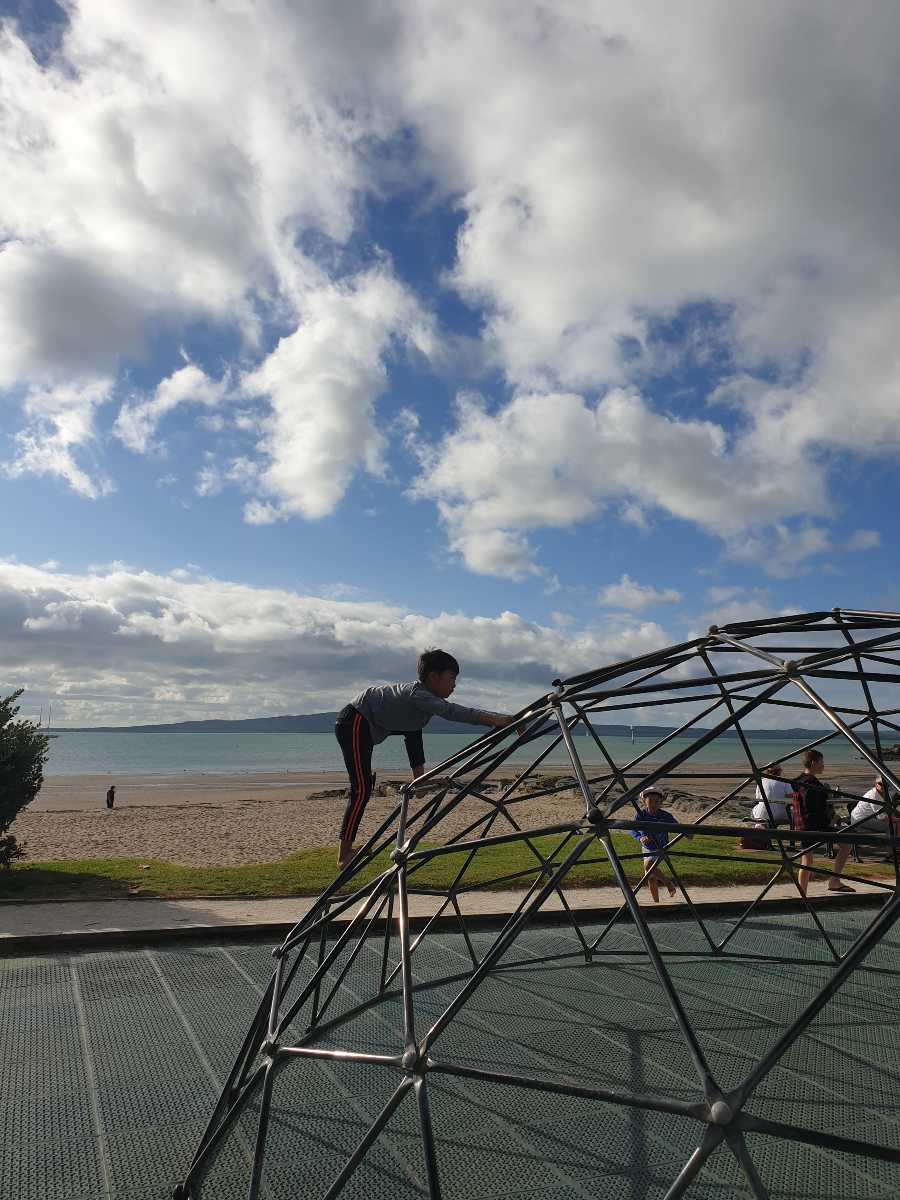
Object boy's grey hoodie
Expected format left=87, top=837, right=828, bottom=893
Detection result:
left=350, top=682, right=482, bottom=744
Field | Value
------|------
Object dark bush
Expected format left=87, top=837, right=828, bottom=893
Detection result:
left=0, top=689, right=47, bottom=866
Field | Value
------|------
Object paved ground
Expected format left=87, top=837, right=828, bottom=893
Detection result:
left=0, top=878, right=887, bottom=942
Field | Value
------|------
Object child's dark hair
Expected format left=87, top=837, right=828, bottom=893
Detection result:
left=802, top=748, right=824, bottom=769
left=418, top=648, right=460, bottom=682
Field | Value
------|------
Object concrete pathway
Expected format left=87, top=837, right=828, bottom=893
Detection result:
left=0, top=877, right=887, bottom=949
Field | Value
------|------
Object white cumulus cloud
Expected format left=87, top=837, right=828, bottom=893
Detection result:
left=4, top=378, right=114, bottom=498
left=241, top=267, right=434, bottom=521
left=410, top=388, right=820, bottom=577
left=397, top=1, right=900, bottom=569
left=1, top=2, right=899, bottom=573
left=114, top=364, right=231, bottom=455
left=598, top=575, right=682, bottom=612
left=0, top=0, right=414, bottom=504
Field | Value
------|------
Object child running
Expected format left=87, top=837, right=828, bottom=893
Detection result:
left=629, top=785, right=683, bottom=902
left=334, top=648, right=518, bottom=870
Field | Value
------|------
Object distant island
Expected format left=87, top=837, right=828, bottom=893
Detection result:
left=58, top=714, right=832, bottom=740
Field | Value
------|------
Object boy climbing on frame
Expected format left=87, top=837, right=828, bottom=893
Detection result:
left=334, top=648, right=519, bottom=870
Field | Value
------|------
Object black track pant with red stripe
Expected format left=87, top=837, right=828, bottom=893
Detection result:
left=335, top=705, right=425, bottom=843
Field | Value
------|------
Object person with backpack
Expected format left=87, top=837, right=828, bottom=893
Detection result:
left=792, top=749, right=853, bottom=894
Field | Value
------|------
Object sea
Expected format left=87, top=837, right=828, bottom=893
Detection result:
left=42, top=731, right=877, bottom=777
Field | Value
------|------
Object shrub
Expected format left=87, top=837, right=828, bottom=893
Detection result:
left=0, top=833, right=25, bottom=869
left=0, top=689, right=47, bottom=865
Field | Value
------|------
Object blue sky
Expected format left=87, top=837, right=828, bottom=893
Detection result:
left=2, top=0, right=900, bottom=725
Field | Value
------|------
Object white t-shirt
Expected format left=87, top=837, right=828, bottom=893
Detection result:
left=751, top=777, right=793, bottom=822
left=851, top=788, right=889, bottom=826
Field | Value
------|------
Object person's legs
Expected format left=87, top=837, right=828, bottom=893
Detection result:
left=643, top=857, right=673, bottom=901
left=827, top=841, right=854, bottom=890
left=335, top=709, right=375, bottom=871
left=642, top=856, right=658, bottom=902
left=651, top=862, right=676, bottom=898
left=797, top=849, right=814, bottom=895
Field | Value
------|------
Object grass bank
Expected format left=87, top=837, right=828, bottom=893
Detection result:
left=0, top=834, right=893, bottom=903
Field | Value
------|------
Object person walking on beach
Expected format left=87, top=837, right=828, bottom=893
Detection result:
left=105, top=785, right=116, bottom=809
left=793, top=750, right=853, bottom=894
left=335, top=648, right=519, bottom=871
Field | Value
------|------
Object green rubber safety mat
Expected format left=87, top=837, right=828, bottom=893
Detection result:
left=3, top=915, right=900, bottom=1199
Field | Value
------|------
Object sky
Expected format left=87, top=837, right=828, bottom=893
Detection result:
left=2, top=0, right=900, bottom=727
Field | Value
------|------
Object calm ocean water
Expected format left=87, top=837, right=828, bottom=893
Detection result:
left=43, top=731, right=874, bottom=776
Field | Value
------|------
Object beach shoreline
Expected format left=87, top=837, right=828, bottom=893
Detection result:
left=27, top=772, right=353, bottom=810
left=11, top=762, right=879, bottom=867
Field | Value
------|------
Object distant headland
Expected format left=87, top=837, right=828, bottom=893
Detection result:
left=56, top=714, right=832, bottom=740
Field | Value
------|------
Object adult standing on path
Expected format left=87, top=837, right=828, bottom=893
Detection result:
left=105, top=785, right=116, bottom=809
left=334, top=648, right=519, bottom=871
left=793, top=750, right=853, bottom=894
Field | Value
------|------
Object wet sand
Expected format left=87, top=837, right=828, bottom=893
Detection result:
left=28, top=772, right=352, bottom=811
left=12, top=764, right=879, bottom=867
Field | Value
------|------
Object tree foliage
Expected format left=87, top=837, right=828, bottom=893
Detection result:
left=0, top=689, right=47, bottom=866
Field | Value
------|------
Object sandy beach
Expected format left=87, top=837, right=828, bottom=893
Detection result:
left=10, top=762, right=880, bottom=867
left=15, top=770, right=590, bottom=866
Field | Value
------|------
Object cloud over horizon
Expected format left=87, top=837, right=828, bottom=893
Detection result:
left=0, top=560, right=672, bottom=725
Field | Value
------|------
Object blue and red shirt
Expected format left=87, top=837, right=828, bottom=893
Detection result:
left=629, top=806, right=678, bottom=853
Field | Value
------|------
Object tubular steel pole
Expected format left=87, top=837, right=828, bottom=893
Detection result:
left=188, top=974, right=276, bottom=1166
left=598, top=832, right=725, bottom=1106
left=320, top=1079, right=415, bottom=1200
left=724, top=1130, right=771, bottom=1200
left=731, top=892, right=900, bottom=1110
left=397, top=860, right=418, bottom=1059
left=661, top=1127, right=724, bottom=1200
left=789, top=672, right=900, bottom=796
left=551, top=689, right=599, bottom=819
left=414, top=1076, right=443, bottom=1200
left=732, top=1110, right=900, bottom=1164
left=419, top=835, right=594, bottom=1055
left=426, top=1058, right=707, bottom=1118
left=179, top=1062, right=270, bottom=1197
left=246, top=1057, right=277, bottom=1200
left=832, top=609, right=884, bottom=759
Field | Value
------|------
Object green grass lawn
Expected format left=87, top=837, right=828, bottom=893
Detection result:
left=0, top=833, right=893, bottom=903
